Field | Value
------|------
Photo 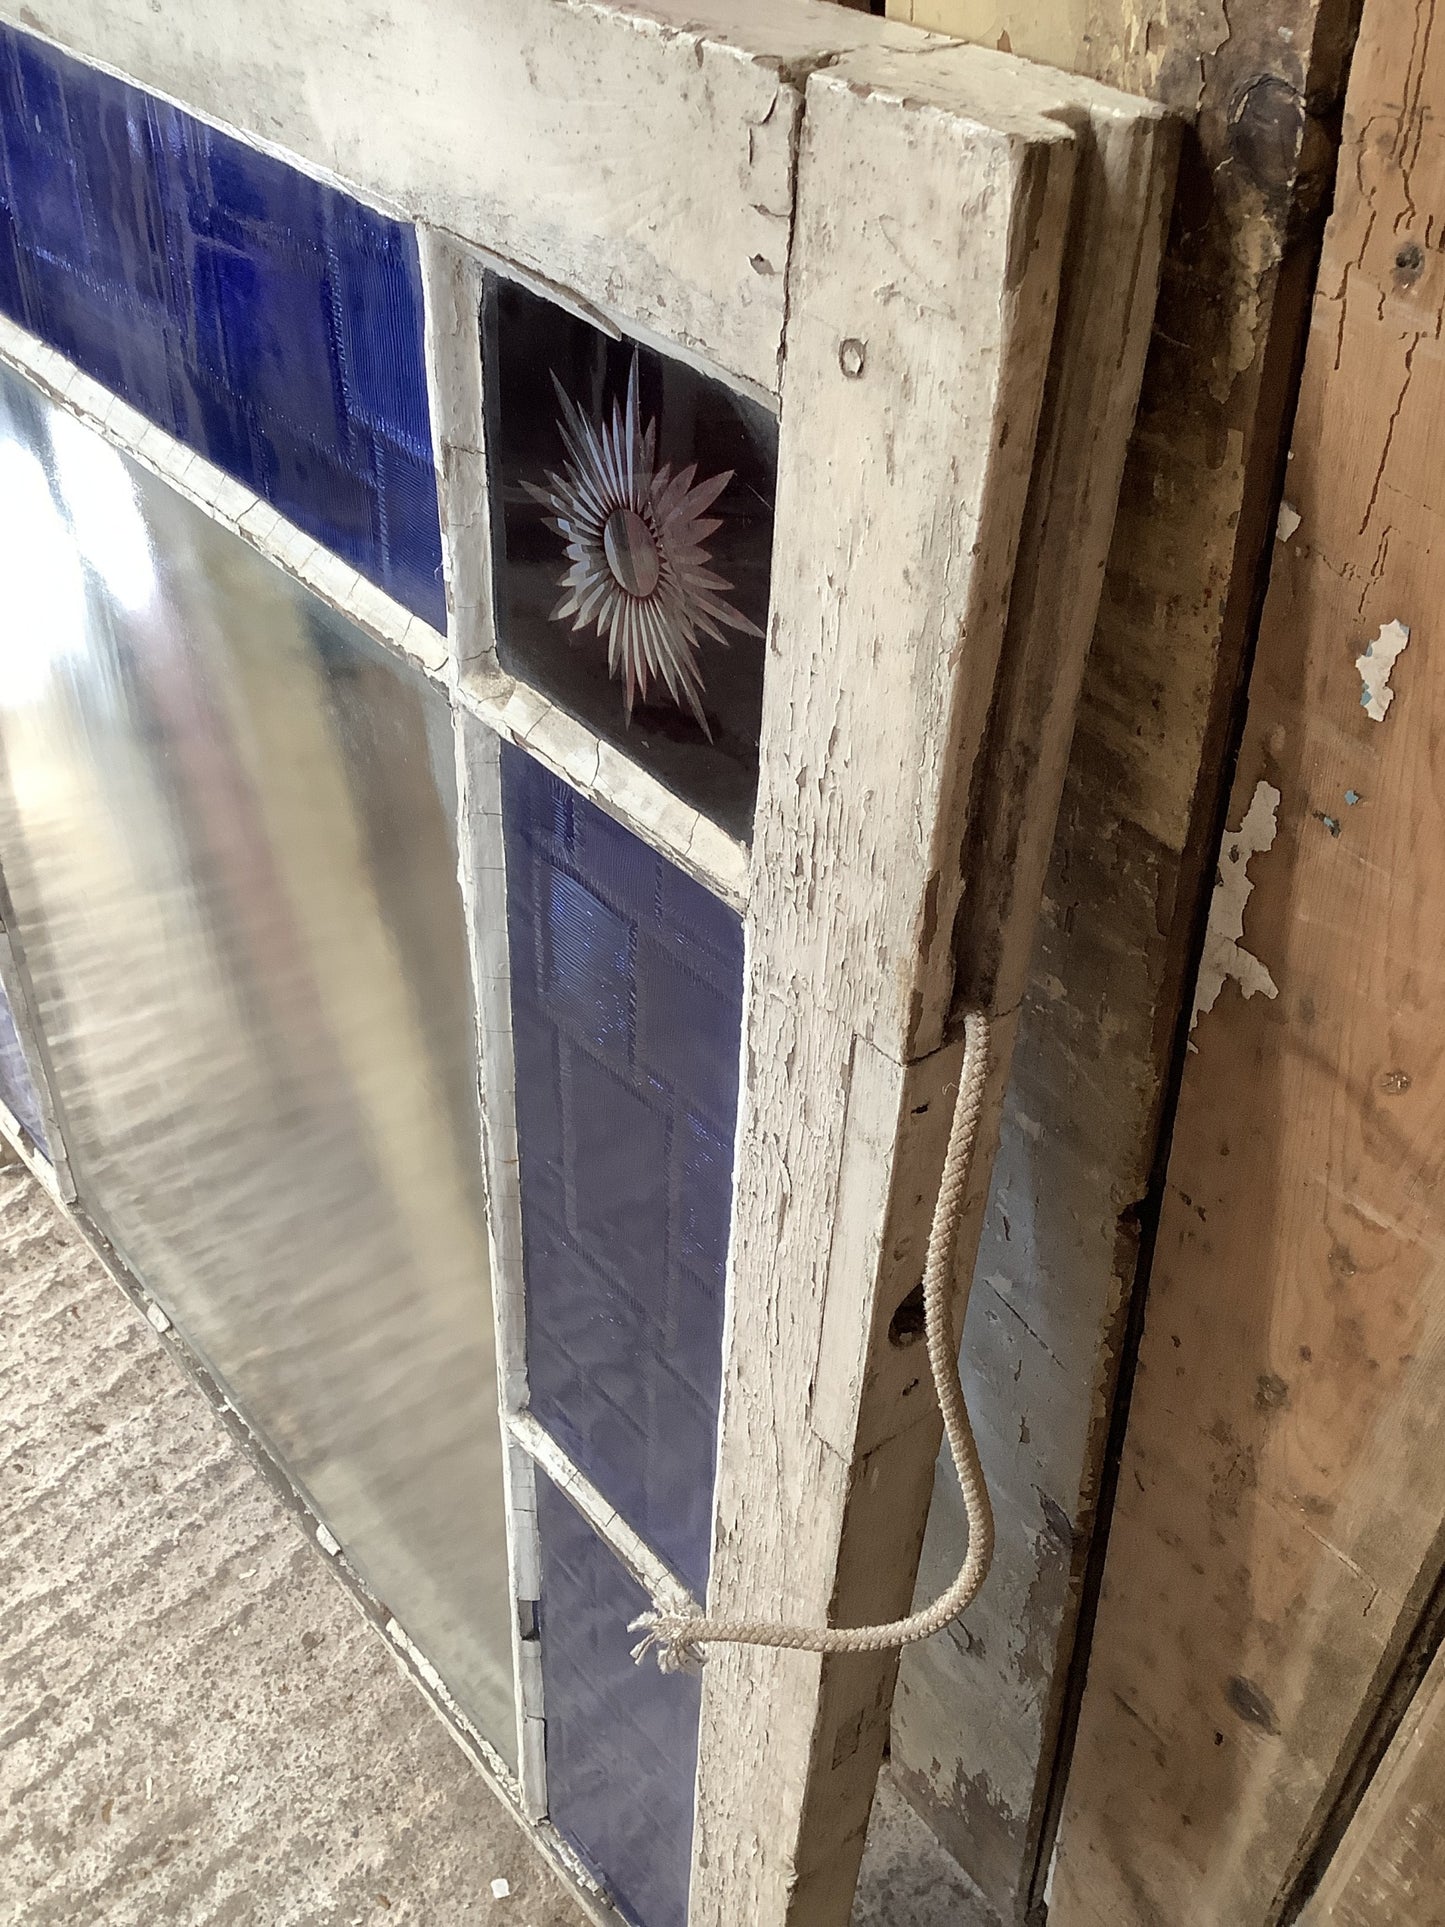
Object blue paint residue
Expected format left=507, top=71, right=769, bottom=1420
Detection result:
left=537, top=1469, right=700, bottom=1927
left=502, top=742, right=742, bottom=1597
left=0, top=25, right=444, bottom=627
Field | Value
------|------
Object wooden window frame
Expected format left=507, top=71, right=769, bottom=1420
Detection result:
left=0, top=5, right=1175, bottom=1923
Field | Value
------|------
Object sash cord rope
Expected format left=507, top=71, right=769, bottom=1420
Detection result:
left=630, top=1009, right=995, bottom=1674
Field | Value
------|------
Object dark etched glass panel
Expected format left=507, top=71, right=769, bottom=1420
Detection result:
left=0, top=362, right=511, bottom=1753
left=537, top=1468, right=699, bottom=1927
left=0, top=975, right=46, bottom=1153
left=0, top=23, right=444, bottom=627
left=502, top=743, right=742, bottom=1596
left=485, top=273, right=776, bottom=840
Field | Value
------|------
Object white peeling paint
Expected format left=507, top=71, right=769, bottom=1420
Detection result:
left=1276, top=501, right=1301, bottom=542
left=315, top=1523, right=341, bottom=1557
left=1356, top=619, right=1410, bottom=720
left=1192, top=781, right=1282, bottom=1027
left=144, top=1299, right=172, bottom=1335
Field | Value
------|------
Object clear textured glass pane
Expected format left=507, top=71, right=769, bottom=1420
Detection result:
left=0, top=362, right=513, bottom=1754
left=502, top=744, right=743, bottom=1596
left=485, top=273, right=777, bottom=840
left=536, top=1467, right=700, bottom=1927
left=0, top=972, right=47, bottom=1153
left=0, top=22, right=445, bottom=626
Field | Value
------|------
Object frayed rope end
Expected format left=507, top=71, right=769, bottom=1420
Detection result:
left=628, top=1612, right=705, bottom=1674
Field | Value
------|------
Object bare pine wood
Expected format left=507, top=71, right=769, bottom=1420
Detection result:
left=884, top=0, right=1361, bottom=1911
left=1051, top=0, right=1445, bottom=1914
left=703, top=56, right=1175, bottom=1927
left=1302, top=1639, right=1445, bottom=1927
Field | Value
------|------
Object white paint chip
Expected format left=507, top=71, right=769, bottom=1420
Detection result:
left=144, top=1300, right=171, bottom=1335
left=315, top=1523, right=342, bottom=1558
left=1356, top=619, right=1410, bottom=720
left=1276, top=501, right=1301, bottom=542
left=1192, top=780, right=1281, bottom=1028
left=490, top=1877, right=511, bottom=1899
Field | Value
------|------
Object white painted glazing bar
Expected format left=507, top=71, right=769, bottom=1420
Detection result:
left=506, top=1410, right=700, bottom=1623
left=453, top=713, right=548, bottom=1816
left=453, top=677, right=749, bottom=910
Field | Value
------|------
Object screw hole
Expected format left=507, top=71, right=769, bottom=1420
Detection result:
left=889, top=1282, right=926, bottom=1346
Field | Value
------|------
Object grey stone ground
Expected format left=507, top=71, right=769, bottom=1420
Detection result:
left=0, top=1155, right=987, bottom=1926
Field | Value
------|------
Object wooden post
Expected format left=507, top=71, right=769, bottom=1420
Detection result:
left=884, top=0, right=1362, bottom=1914
left=691, top=43, right=1169, bottom=1923
left=1050, top=0, right=1445, bottom=1913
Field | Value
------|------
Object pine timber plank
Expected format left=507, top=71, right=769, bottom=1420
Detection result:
left=1051, top=0, right=1445, bottom=1913
left=1301, top=1638, right=1445, bottom=1927
left=885, top=0, right=1362, bottom=1913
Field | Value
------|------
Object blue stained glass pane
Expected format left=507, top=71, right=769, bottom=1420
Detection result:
left=537, top=1469, right=699, bottom=1927
left=0, top=24, right=444, bottom=628
left=0, top=975, right=47, bottom=1154
left=503, top=743, right=743, bottom=1596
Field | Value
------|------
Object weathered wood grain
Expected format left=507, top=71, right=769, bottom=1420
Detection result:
left=1050, top=0, right=1445, bottom=1913
left=691, top=50, right=1080, bottom=1925
left=884, top=0, right=1361, bottom=1912
left=1301, top=1638, right=1445, bottom=1926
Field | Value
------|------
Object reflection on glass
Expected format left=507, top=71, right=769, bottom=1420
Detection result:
left=485, top=274, right=776, bottom=839
left=0, top=363, right=514, bottom=1754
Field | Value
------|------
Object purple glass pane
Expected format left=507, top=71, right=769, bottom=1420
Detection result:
left=0, top=24, right=444, bottom=627
left=503, top=743, right=742, bottom=1596
left=485, top=273, right=776, bottom=840
left=0, top=974, right=46, bottom=1153
left=537, top=1468, right=699, bottom=1927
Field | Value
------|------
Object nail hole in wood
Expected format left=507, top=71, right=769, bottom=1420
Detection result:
left=889, top=1281, right=926, bottom=1346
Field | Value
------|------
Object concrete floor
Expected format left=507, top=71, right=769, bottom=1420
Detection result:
left=0, top=1154, right=991, bottom=1926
